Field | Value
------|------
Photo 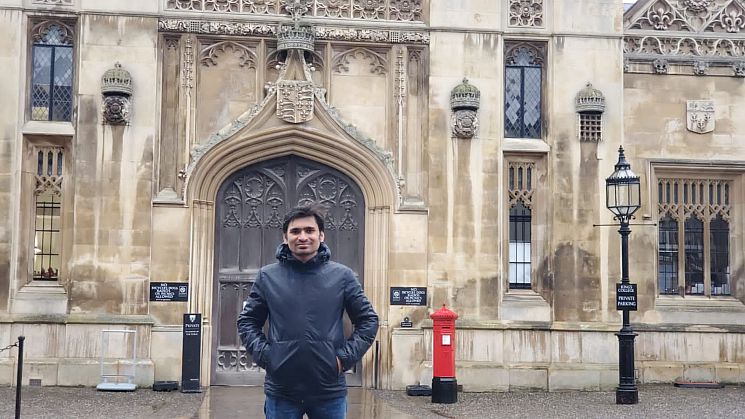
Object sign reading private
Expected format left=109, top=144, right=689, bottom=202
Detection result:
left=616, top=283, right=638, bottom=311
left=390, top=287, right=427, bottom=306
left=149, top=282, right=188, bottom=302
left=181, top=313, right=202, bottom=393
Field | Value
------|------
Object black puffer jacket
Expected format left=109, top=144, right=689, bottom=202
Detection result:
left=237, top=242, right=379, bottom=402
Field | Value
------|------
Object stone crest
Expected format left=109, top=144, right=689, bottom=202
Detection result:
left=451, top=110, right=479, bottom=139
left=276, top=80, right=314, bottom=123
left=686, top=100, right=715, bottom=134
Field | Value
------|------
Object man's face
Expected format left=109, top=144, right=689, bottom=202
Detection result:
left=283, top=216, right=325, bottom=263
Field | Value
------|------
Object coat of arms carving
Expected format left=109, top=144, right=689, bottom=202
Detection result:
left=276, top=80, right=314, bottom=123
left=686, top=100, right=714, bottom=134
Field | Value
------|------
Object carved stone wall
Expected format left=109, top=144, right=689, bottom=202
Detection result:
left=625, top=0, right=745, bottom=75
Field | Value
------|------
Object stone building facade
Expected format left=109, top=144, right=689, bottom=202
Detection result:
left=0, top=0, right=743, bottom=390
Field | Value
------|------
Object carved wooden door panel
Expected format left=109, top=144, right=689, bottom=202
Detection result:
left=211, top=155, right=365, bottom=386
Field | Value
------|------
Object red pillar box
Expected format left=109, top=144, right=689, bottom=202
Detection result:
left=430, top=304, right=458, bottom=403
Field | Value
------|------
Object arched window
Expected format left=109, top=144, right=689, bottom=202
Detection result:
left=504, top=41, right=545, bottom=139
left=30, top=20, right=74, bottom=121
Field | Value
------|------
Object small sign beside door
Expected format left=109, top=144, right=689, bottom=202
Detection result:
left=390, top=287, right=427, bottom=306
left=150, top=282, right=188, bottom=302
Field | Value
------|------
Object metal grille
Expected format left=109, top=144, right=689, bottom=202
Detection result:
left=31, top=23, right=73, bottom=121
left=33, top=193, right=61, bottom=281
left=509, top=202, right=531, bottom=289
left=579, top=113, right=602, bottom=142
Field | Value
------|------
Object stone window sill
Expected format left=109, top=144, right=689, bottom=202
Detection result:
left=503, top=137, right=550, bottom=153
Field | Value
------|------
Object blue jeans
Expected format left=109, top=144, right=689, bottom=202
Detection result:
left=264, top=394, right=347, bottom=419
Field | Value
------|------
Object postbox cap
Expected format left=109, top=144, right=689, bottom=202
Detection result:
left=430, top=304, right=458, bottom=320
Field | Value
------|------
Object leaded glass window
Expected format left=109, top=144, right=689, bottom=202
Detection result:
left=32, top=147, right=64, bottom=281
left=505, top=42, right=545, bottom=139
left=658, top=215, right=678, bottom=295
left=30, top=21, right=74, bottom=121
left=508, top=161, right=534, bottom=290
left=657, top=177, right=731, bottom=297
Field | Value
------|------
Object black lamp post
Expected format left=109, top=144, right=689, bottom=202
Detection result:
left=605, top=146, right=641, bottom=405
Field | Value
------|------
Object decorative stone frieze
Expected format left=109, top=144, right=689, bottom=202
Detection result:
left=158, top=19, right=429, bottom=44
left=509, top=0, right=544, bottom=28
left=101, top=63, right=132, bottom=125
left=686, top=100, right=715, bottom=133
left=449, top=78, right=480, bottom=139
left=164, top=0, right=424, bottom=22
left=32, top=0, right=73, bottom=4
left=624, top=0, right=745, bottom=76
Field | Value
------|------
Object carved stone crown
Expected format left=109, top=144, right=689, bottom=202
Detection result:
left=277, top=22, right=315, bottom=52
left=450, top=78, right=480, bottom=110
left=101, top=62, right=132, bottom=96
left=575, top=82, right=605, bottom=113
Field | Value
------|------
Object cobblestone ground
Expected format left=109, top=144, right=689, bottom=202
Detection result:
left=0, top=384, right=743, bottom=418
left=373, top=385, right=745, bottom=419
left=0, top=386, right=204, bottom=419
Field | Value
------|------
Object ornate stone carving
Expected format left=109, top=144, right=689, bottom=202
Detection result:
left=625, top=0, right=745, bottom=75
left=733, top=60, right=745, bottom=76
left=165, top=0, right=423, bottom=21
left=34, top=146, right=64, bottom=196
left=575, top=83, right=606, bottom=114
left=276, top=80, right=314, bottom=123
left=686, top=100, right=715, bottom=133
left=654, top=58, right=669, bottom=73
left=353, top=0, right=386, bottom=19
left=509, top=0, right=544, bottom=28
left=32, top=0, right=73, bottom=4
left=200, top=41, right=256, bottom=67
left=451, top=110, right=479, bottom=139
left=390, top=0, right=422, bottom=21
left=450, top=78, right=480, bottom=139
left=332, top=48, right=388, bottom=75
left=693, top=59, right=709, bottom=74
left=101, top=63, right=133, bottom=125
left=709, top=1, right=745, bottom=32
left=158, top=19, right=429, bottom=44
left=183, top=37, right=194, bottom=88
left=508, top=161, right=535, bottom=208
left=317, top=0, right=350, bottom=17
left=102, top=96, right=131, bottom=125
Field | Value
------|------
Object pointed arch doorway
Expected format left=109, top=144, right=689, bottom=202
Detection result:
left=210, top=155, right=366, bottom=386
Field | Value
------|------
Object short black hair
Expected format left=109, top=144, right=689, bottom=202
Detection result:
left=282, top=204, right=325, bottom=233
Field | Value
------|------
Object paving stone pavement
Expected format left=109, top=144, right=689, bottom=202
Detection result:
left=0, top=384, right=743, bottom=418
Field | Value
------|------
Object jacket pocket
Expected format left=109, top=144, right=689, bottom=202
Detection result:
left=308, top=340, right=340, bottom=385
left=267, top=340, right=300, bottom=383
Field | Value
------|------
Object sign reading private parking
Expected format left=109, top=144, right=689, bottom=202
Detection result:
left=616, top=283, right=638, bottom=311
left=390, top=287, right=427, bottom=306
left=149, top=282, right=188, bottom=302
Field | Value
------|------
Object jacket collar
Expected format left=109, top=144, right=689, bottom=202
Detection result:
left=275, top=242, right=331, bottom=267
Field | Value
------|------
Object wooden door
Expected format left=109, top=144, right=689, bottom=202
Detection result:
left=211, top=155, right=365, bottom=386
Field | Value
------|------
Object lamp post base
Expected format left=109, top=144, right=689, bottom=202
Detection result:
left=616, top=388, right=638, bottom=405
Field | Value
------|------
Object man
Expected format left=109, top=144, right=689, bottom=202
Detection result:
left=238, top=205, right=379, bottom=419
